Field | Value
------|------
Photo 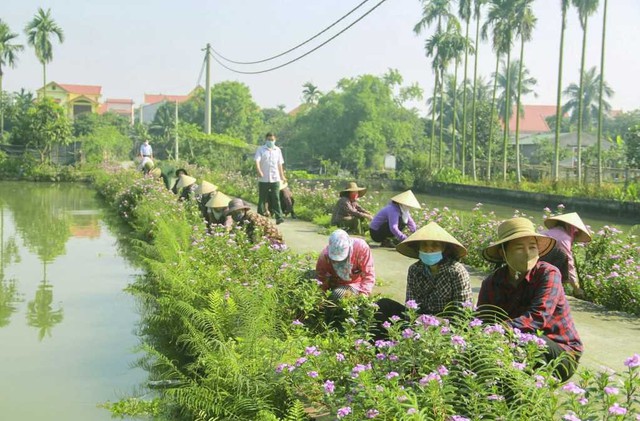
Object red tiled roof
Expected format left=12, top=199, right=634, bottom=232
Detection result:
left=106, top=98, right=134, bottom=104
left=58, top=83, right=102, bottom=95
left=144, top=93, right=190, bottom=105
left=508, top=105, right=559, bottom=133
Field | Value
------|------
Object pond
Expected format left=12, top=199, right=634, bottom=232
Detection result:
left=0, top=182, right=145, bottom=420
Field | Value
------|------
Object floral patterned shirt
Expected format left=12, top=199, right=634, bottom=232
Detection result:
left=331, top=197, right=370, bottom=225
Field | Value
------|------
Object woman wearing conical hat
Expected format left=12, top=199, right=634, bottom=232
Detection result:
left=477, top=217, right=582, bottom=382
left=330, top=181, right=373, bottom=234
left=175, top=174, right=197, bottom=201
left=373, top=222, right=471, bottom=338
left=539, top=212, right=591, bottom=299
left=204, top=191, right=233, bottom=231
left=369, top=190, right=421, bottom=248
left=195, top=180, right=218, bottom=222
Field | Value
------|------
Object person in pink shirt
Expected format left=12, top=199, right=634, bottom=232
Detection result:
left=539, top=212, right=592, bottom=299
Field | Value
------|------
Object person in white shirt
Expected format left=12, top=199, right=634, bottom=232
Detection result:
left=139, top=139, right=153, bottom=159
left=254, top=132, right=286, bottom=224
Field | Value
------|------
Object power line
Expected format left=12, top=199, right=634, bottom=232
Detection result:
left=210, top=0, right=372, bottom=65
left=209, top=0, right=390, bottom=75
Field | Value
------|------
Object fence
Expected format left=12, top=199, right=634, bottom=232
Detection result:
left=0, top=142, right=82, bottom=165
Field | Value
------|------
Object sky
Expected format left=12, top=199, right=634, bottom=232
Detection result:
left=3, top=0, right=640, bottom=117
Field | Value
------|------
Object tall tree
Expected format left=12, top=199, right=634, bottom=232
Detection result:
left=562, top=67, right=613, bottom=130
left=302, top=82, right=322, bottom=105
left=513, top=0, right=537, bottom=183
left=470, top=0, right=487, bottom=180
left=0, top=20, right=24, bottom=138
left=553, top=0, right=571, bottom=182
left=24, top=8, right=64, bottom=98
left=596, top=0, right=608, bottom=185
left=571, top=0, right=599, bottom=184
left=458, top=0, right=472, bottom=175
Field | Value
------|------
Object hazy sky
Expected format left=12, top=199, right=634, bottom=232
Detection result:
left=4, top=0, right=640, bottom=117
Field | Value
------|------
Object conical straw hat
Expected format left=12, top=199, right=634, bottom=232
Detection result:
left=396, top=222, right=467, bottom=259
left=391, top=190, right=421, bottom=209
left=205, top=192, right=232, bottom=208
left=196, top=180, right=218, bottom=195
left=483, top=217, right=555, bottom=263
left=176, top=174, right=196, bottom=189
left=544, top=212, right=592, bottom=243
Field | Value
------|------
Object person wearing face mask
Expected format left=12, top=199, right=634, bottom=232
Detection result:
left=372, top=222, right=471, bottom=338
left=255, top=132, right=286, bottom=225
left=369, top=190, right=421, bottom=248
left=204, top=191, right=233, bottom=231
left=330, top=182, right=373, bottom=234
left=225, top=198, right=284, bottom=246
left=477, top=217, right=583, bottom=382
left=539, top=212, right=591, bottom=299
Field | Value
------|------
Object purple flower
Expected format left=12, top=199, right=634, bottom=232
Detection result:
left=407, top=408, right=417, bottom=415
left=307, top=371, right=318, bottom=378
left=578, top=397, right=588, bottom=406
left=295, top=357, right=307, bottom=367
left=402, top=328, right=415, bottom=339
left=451, top=335, right=466, bottom=347
left=563, top=412, right=582, bottom=421
left=275, top=363, right=289, bottom=373
left=305, top=346, right=318, bottom=355
left=385, top=371, right=399, bottom=380
left=324, top=380, right=335, bottom=394
left=336, top=353, right=345, bottom=362
left=512, top=361, right=526, bottom=370
left=562, top=382, right=585, bottom=395
left=382, top=321, right=391, bottom=329
left=483, top=324, right=506, bottom=335
left=337, top=406, right=351, bottom=419
left=609, top=403, right=627, bottom=415
left=440, top=326, right=451, bottom=334
left=437, top=365, right=449, bottom=376
left=405, top=299, right=419, bottom=310
left=469, top=318, right=483, bottom=328
left=376, top=353, right=386, bottom=360
left=390, top=315, right=401, bottom=322
left=624, top=354, right=640, bottom=368
left=415, top=314, right=440, bottom=327
left=449, top=416, right=471, bottom=421
left=366, top=409, right=379, bottom=418
left=420, top=372, right=442, bottom=385
left=604, top=386, right=619, bottom=395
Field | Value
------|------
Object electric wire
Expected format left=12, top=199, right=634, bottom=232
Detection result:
left=210, top=0, right=372, bottom=65
left=208, top=0, right=390, bottom=75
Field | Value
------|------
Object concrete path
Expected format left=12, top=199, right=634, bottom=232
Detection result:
left=277, top=217, right=640, bottom=373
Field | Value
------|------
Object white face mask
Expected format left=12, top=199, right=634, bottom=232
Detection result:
left=399, top=204, right=410, bottom=224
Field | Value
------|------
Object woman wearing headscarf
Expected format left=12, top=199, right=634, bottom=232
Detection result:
left=373, top=222, right=471, bottom=337
left=369, top=190, right=421, bottom=248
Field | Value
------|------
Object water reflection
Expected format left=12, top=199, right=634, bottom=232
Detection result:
left=27, top=274, right=64, bottom=340
left=0, top=207, right=23, bottom=327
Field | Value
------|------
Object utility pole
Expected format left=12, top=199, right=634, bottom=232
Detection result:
left=175, top=100, right=179, bottom=161
left=204, top=43, right=212, bottom=134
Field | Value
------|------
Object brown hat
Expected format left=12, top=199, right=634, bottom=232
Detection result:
left=196, top=180, right=218, bottom=195
left=544, top=212, right=591, bottom=243
left=226, top=198, right=250, bottom=213
left=176, top=174, right=196, bottom=189
left=396, top=222, right=466, bottom=259
left=483, top=217, right=556, bottom=263
left=206, top=192, right=232, bottom=208
left=391, top=190, right=421, bottom=209
left=340, top=181, right=367, bottom=197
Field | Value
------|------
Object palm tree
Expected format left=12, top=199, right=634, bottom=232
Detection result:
left=571, top=0, right=599, bottom=184
left=302, top=82, right=322, bottom=105
left=596, top=0, right=609, bottom=185
left=513, top=0, right=537, bottom=183
left=553, top=0, right=571, bottom=182
left=458, top=0, right=473, bottom=176
left=24, top=8, right=65, bottom=98
left=27, top=278, right=63, bottom=341
left=470, top=0, right=487, bottom=180
left=0, top=20, right=24, bottom=138
left=496, top=60, right=537, bottom=125
left=562, top=67, right=613, bottom=130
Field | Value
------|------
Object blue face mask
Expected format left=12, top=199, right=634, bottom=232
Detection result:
left=419, top=251, right=443, bottom=266
left=265, top=140, right=275, bottom=149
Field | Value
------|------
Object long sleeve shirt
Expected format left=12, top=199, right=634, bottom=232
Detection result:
left=540, top=227, right=577, bottom=287
left=405, top=258, right=472, bottom=315
left=369, top=202, right=417, bottom=241
left=477, top=261, right=583, bottom=355
left=315, top=238, right=375, bottom=295
left=330, top=197, right=370, bottom=225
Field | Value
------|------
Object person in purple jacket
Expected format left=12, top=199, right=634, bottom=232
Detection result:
left=369, top=190, right=421, bottom=248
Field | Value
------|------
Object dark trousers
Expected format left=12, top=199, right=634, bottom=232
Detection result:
left=370, top=218, right=407, bottom=243
left=257, top=182, right=283, bottom=220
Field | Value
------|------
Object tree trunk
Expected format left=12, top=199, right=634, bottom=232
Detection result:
left=514, top=38, right=526, bottom=184
left=439, top=68, right=445, bottom=168
left=471, top=11, right=481, bottom=181
left=596, top=0, right=608, bottom=186
left=0, top=71, right=4, bottom=139
left=429, top=73, right=439, bottom=169
left=502, top=48, right=512, bottom=182
left=554, top=5, right=568, bottom=182
left=461, top=18, right=470, bottom=176
left=42, top=63, right=47, bottom=98
left=488, top=54, right=500, bottom=181
left=576, top=17, right=589, bottom=185
left=451, top=59, right=459, bottom=169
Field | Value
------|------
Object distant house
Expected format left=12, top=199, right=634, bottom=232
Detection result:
left=506, top=104, right=559, bottom=136
left=519, top=132, right=610, bottom=167
left=36, top=82, right=102, bottom=119
left=98, top=98, right=135, bottom=124
left=138, top=91, right=193, bottom=124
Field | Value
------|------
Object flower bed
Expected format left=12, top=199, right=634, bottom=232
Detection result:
left=94, top=169, right=640, bottom=420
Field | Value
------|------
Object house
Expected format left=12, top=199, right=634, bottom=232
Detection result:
left=507, top=104, right=559, bottom=136
left=36, top=82, right=102, bottom=119
left=138, top=92, right=192, bottom=124
left=98, top=98, right=135, bottom=125
left=519, top=132, right=610, bottom=167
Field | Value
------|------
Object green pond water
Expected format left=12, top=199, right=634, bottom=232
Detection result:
left=0, top=181, right=145, bottom=420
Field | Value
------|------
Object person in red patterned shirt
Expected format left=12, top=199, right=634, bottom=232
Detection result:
left=477, top=217, right=583, bottom=381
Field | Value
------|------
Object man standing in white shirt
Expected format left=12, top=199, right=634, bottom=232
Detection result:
left=139, top=138, right=153, bottom=159
left=255, top=132, right=286, bottom=224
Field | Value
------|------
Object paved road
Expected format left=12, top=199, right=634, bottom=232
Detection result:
left=277, top=217, right=640, bottom=373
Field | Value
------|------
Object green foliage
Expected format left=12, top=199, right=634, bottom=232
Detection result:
left=432, top=167, right=465, bottom=183
left=80, top=125, right=131, bottom=163
left=98, top=398, right=161, bottom=419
